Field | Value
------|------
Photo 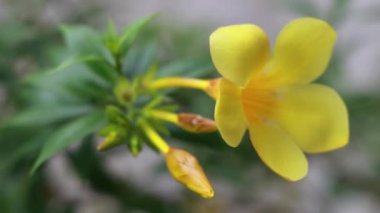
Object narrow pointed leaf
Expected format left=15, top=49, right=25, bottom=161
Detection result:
left=30, top=112, right=106, bottom=174
left=6, top=105, right=94, bottom=127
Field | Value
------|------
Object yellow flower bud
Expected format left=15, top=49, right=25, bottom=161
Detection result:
left=165, top=148, right=214, bottom=198
left=178, top=113, right=217, bottom=133
left=97, top=131, right=123, bottom=151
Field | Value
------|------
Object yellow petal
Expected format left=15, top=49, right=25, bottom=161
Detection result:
left=271, top=18, right=337, bottom=85
left=215, top=78, right=247, bottom=147
left=249, top=122, right=308, bottom=181
left=274, top=84, right=349, bottom=153
left=210, top=24, right=270, bottom=87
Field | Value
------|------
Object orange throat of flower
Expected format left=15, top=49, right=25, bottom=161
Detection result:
left=241, top=75, right=279, bottom=125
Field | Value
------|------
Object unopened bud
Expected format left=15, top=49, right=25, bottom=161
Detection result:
left=128, top=134, right=142, bottom=157
left=105, top=105, right=129, bottom=125
left=205, top=78, right=220, bottom=99
left=114, top=77, right=133, bottom=105
left=97, top=131, right=124, bottom=151
left=178, top=113, right=217, bottom=133
left=165, top=148, right=214, bottom=198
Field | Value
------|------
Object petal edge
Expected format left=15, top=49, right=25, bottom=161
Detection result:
left=210, top=24, right=270, bottom=87
left=274, top=84, right=349, bottom=153
left=249, top=123, right=308, bottom=181
left=271, top=18, right=337, bottom=85
left=215, top=78, right=247, bottom=147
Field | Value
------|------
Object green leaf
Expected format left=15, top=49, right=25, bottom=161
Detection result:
left=0, top=126, right=48, bottom=171
left=106, top=19, right=117, bottom=39
left=85, top=59, right=117, bottom=83
left=0, top=131, right=49, bottom=171
left=47, top=55, right=104, bottom=75
left=103, top=20, right=119, bottom=54
left=61, top=25, right=117, bottom=83
left=118, top=14, right=157, bottom=55
left=65, top=79, right=112, bottom=101
left=24, top=64, right=111, bottom=106
left=143, top=95, right=165, bottom=110
left=61, top=25, right=101, bottom=56
left=148, top=118, right=170, bottom=136
left=105, top=105, right=129, bottom=125
left=6, top=105, right=94, bottom=127
left=122, top=41, right=157, bottom=76
left=30, top=111, right=106, bottom=174
left=157, top=58, right=213, bottom=78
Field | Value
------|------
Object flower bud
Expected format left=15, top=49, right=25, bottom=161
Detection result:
left=97, top=130, right=124, bottom=151
left=178, top=113, right=218, bottom=133
left=105, top=105, right=129, bottom=125
left=165, top=148, right=214, bottom=198
left=128, top=134, right=142, bottom=157
left=114, top=77, right=133, bottom=104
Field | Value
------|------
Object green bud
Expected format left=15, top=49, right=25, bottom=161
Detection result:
left=128, top=134, right=143, bottom=157
left=114, top=77, right=133, bottom=105
left=105, top=105, right=129, bottom=125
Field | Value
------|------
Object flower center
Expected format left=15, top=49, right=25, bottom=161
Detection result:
left=241, top=74, right=279, bottom=124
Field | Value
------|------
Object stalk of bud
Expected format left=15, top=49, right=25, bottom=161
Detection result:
left=205, top=78, right=220, bottom=99
left=148, top=77, right=220, bottom=99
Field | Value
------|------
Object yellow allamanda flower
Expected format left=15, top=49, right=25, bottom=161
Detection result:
left=210, top=17, right=349, bottom=181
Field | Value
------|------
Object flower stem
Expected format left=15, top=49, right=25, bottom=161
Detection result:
left=149, top=77, right=210, bottom=91
left=140, top=120, right=170, bottom=154
left=150, top=110, right=178, bottom=124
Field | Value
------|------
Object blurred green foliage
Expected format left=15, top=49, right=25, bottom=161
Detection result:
left=0, top=10, right=217, bottom=213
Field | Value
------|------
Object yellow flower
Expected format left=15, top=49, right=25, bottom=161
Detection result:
left=210, top=17, right=349, bottom=181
